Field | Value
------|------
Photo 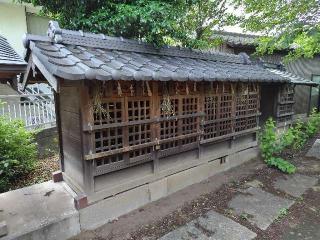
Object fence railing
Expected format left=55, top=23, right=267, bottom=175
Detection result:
left=0, top=94, right=56, bottom=128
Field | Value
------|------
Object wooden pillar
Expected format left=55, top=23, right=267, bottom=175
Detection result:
left=151, top=81, right=160, bottom=173
left=79, top=80, right=95, bottom=194
left=54, top=91, right=64, bottom=171
left=197, top=82, right=204, bottom=158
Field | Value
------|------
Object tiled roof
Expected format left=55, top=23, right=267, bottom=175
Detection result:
left=0, top=35, right=26, bottom=71
left=266, top=68, right=317, bottom=86
left=23, top=21, right=293, bottom=83
left=212, top=31, right=259, bottom=47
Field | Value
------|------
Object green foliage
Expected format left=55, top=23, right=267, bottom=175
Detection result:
left=19, top=0, right=238, bottom=48
left=259, top=118, right=278, bottom=159
left=234, top=0, right=320, bottom=60
left=0, top=116, right=37, bottom=192
left=276, top=207, right=289, bottom=221
left=260, top=111, right=320, bottom=174
left=259, top=118, right=296, bottom=174
left=291, top=120, right=307, bottom=150
left=305, top=108, right=320, bottom=137
left=279, top=127, right=294, bottom=150
left=266, top=157, right=296, bottom=174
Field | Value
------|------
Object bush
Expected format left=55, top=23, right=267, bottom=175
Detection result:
left=260, top=118, right=296, bottom=174
left=291, top=120, right=308, bottom=150
left=260, top=111, right=320, bottom=174
left=0, top=116, right=37, bottom=192
left=266, top=157, right=296, bottom=174
left=305, top=108, right=320, bottom=137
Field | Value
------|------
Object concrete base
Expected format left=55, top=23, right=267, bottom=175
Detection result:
left=0, top=222, right=7, bottom=237
left=0, top=181, right=80, bottom=240
left=80, top=146, right=259, bottom=230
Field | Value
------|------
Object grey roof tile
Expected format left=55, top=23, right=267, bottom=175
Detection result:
left=23, top=21, right=311, bottom=84
left=212, top=31, right=258, bottom=47
left=0, top=34, right=26, bottom=72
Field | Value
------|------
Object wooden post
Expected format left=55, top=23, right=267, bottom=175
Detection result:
left=123, top=96, right=129, bottom=165
left=151, top=81, right=160, bottom=173
left=54, top=91, right=64, bottom=171
left=79, top=80, right=95, bottom=194
left=197, top=82, right=204, bottom=158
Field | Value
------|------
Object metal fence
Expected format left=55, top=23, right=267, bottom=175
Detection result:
left=0, top=94, right=56, bottom=128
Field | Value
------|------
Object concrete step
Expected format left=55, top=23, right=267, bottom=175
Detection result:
left=0, top=181, right=80, bottom=240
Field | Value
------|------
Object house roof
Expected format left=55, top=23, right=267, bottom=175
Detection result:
left=266, top=68, right=317, bottom=85
left=0, top=35, right=26, bottom=74
left=212, top=31, right=259, bottom=47
left=211, top=31, right=317, bottom=86
left=23, top=21, right=307, bottom=87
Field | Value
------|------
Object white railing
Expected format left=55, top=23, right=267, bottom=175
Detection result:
left=0, top=94, right=56, bottom=129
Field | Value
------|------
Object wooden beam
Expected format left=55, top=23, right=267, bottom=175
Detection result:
left=21, top=55, right=33, bottom=90
left=31, top=53, right=58, bottom=92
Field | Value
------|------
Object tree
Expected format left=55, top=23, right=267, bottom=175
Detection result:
left=234, top=0, right=320, bottom=60
left=19, top=0, right=237, bottom=48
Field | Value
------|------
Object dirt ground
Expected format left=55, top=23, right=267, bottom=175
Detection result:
left=72, top=134, right=320, bottom=240
left=9, top=154, right=60, bottom=191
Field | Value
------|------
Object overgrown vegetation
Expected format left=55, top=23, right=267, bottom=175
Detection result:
left=0, top=116, right=37, bottom=192
left=234, top=0, right=320, bottom=61
left=19, top=0, right=237, bottom=49
left=260, top=109, right=320, bottom=174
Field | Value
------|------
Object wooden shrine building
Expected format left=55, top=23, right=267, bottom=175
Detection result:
left=22, top=21, right=313, bottom=205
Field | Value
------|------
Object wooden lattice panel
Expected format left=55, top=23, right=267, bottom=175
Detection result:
left=204, top=96, right=218, bottom=121
left=182, top=97, right=198, bottom=115
left=278, top=104, right=293, bottom=116
left=93, top=100, right=122, bottom=125
left=128, top=99, right=150, bottom=121
left=86, top=81, right=260, bottom=176
left=159, top=97, right=179, bottom=151
left=235, top=116, right=256, bottom=132
left=279, top=85, right=294, bottom=103
left=235, top=83, right=259, bottom=132
left=95, top=128, right=123, bottom=153
left=127, top=97, right=152, bottom=162
left=203, top=83, right=234, bottom=139
left=277, top=84, right=294, bottom=125
left=96, top=154, right=124, bottom=167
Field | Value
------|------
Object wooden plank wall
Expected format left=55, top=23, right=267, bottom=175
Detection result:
left=59, top=81, right=84, bottom=190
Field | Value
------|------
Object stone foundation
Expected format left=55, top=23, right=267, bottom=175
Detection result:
left=79, top=146, right=259, bottom=230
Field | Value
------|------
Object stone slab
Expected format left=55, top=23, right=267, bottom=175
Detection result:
left=274, top=174, right=318, bottom=198
left=306, top=139, right=320, bottom=159
left=0, top=181, right=80, bottom=240
left=228, top=187, right=294, bottom=230
left=159, top=210, right=257, bottom=240
left=281, top=219, right=320, bottom=240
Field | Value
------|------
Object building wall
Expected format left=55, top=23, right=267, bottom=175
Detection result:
left=0, top=1, right=50, bottom=57
left=286, top=57, right=320, bottom=113
left=0, top=2, right=27, bottom=57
